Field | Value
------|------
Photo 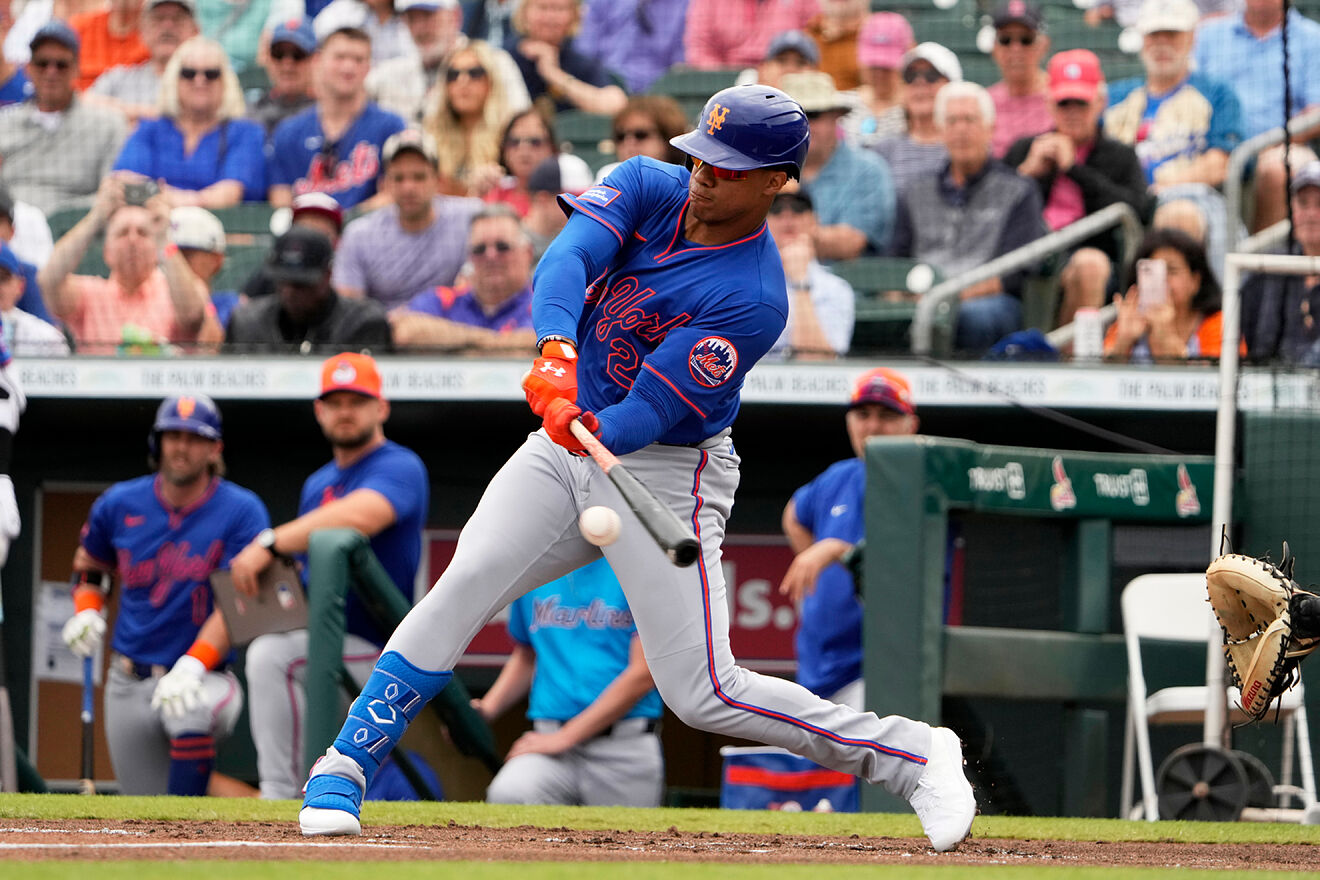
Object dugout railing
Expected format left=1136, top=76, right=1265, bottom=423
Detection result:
left=909, top=201, right=1145, bottom=358
left=859, top=436, right=1214, bottom=815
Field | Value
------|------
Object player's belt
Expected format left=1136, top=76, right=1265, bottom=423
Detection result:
left=111, top=653, right=168, bottom=680
left=658, top=428, right=732, bottom=450
left=534, top=717, right=660, bottom=739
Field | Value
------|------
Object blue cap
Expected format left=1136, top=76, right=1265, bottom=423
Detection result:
left=270, top=18, right=316, bottom=54
left=29, top=20, right=80, bottom=56
left=0, top=247, right=22, bottom=276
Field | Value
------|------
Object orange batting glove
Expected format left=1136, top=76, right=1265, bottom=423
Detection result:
left=543, top=397, right=600, bottom=455
left=522, top=339, right=578, bottom=417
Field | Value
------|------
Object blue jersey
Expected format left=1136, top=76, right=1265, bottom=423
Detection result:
left=298, top=440, right=428, bottom=645
left=537, top=157, right=789, bottom=450
left=266, top=103, right=406, bottom=209
left=114, top=118, right=267, bottom=202
left=506, top=557, right=662, bottom=722
left=0, top=67, right=32, bottom=106
left=790, top=457, right=865, bottom=699
left=80, top=475, right=270, bottom=666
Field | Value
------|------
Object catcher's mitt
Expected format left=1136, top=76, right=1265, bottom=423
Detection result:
left=1205, top=544, right=1320, bottom=720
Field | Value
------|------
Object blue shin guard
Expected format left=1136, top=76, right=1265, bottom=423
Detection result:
left=324, top=651, right=451, bottom=793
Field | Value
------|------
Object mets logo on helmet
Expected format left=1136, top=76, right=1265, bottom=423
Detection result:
left=689, top=336, right=739, bottom=387
left=706, top=104, right=729, bottom=134
left=177, top=397, right=196, bottom=419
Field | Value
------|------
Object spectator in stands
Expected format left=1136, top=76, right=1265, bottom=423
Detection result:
left=0, top=23, right=128, bottom=215
left=807, top=0, right=867, bottom=92
left=316, top=0, right=414, bottom=65
left=764, top=191, right=854, bottom=359
left=987, top=0, right=1051, bottom=160
left=871, top=42, right=957, bottom=196
left=170, top=204, right=240, bottom=329
left=1242, top=161, right=1320, bottom=364
left=1104, top=227, right=1238, bottom=362
left=422, top=40, right=517, bottom=195
left=1105, top=0, right=1242, bottom=192
left=225, top=227, right=391, bottom=351
left=390, top=203, right=536, bottom=351
left=481, top=108, right=590, bottom=217
left=334, top=129, right=483, bottom=308
left=889, top=81, right=1046, bottom=352
left=69, top=0, right=148, bottom=90
left=37, top=174, right=217, bottom=353
left=1195, top=0, right=1320, bottom=232
left=248, top=19, right=317, bottom=135
left=524, top=153, right=590, bottom=257
left=505, top=0, right=625, bottom=116
left=0, top=247, right=68, bottom=353
left=0, top=0, right=35, bottom=105
left=781, top=70, right=895, bottom=259
left=1005, top=49, right=1149, bottom=327
left=1086, top=0, right=1237, bottom=29
left=0, top=186, right=56, bottom=323
left=575, top=0, right=686, bottom=95
left=683, top=0, right=817, bottom=71
left=267, top=24, right=406, bottom=210
left=87, top=0, right=198, bottom=123
left=846, top=11, right=913, bottom=147
left=243, top=191, right=345, bottom=300
left=369, top=0, right=530, bottom=124
left=460, top=0, right=516, bottom=46
left=112, top=36, right=267, bottom=207
left=592, top=94, right=687, bottom=182
left=741, top=28, right=820, bottom=90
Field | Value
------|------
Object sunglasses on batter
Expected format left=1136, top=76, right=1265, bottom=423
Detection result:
left=691, top=159, right=748, bottom=181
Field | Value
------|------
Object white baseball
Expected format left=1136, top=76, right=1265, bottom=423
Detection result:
left=579, top=506, right=621, bottom=546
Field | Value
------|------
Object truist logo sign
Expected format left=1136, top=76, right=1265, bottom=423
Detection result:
left=967, top=462, right=1026, bottom=500
left=1093, top=469, right=1150, bottom=506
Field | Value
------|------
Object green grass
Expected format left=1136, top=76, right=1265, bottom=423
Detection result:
left=2, top=793, right=1320, bottom=845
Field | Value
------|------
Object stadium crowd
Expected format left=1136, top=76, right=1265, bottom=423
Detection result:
left=0, top=0, right=1319, bottom=360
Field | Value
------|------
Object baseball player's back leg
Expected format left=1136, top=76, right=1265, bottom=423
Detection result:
left=301, top=435, right=599, bottom=835
left=486, top=753, right=579, bottom=805
left=600, top=444, right=974, bottom=851
left=103, top=668, right=171, bottom=795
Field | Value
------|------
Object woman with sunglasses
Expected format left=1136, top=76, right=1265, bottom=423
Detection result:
left=986, top=0, right=1051, bottom=159
left=423, top=41, right=513, bottom=196
left=506, top=0, right=625, bottom=116
left=872, top=43, right=958, bottom=196
left=591, top=94, right=688, bottom=183
left=481, top=107, right=591, bottom=218
left=112, top=36, right=265, bottom=208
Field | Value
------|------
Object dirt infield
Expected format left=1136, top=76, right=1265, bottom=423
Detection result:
left=0, top=820, right=1315, bottom=868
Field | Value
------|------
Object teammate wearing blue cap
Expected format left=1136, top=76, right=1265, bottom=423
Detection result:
left=300, top=85, right=976, bottom=851
left=61, top=394, right=270, bottom=795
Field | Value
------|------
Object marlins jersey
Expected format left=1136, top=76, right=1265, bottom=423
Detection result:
left=298, top=440, right=428, bottom=644
left=507, top=557, right=662, bottom=722
left=80, top=475, right=270, bottom=666
left=266, top=103, right=406, bottom=209
left=790, top=458, right=865, bottom=699
left=543, top=157, right=789, bottom=446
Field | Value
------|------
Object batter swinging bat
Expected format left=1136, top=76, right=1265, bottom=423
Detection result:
left=80, top=655, right=94, bottom=795
left=569, top=420, right=700, bottom=567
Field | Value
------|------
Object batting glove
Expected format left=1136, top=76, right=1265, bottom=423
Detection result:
left=522, top=340, right=578, bottom=417
left=62, top=609, right=107, bottom=658
left=0, top=474, right=19, bottom=567
left=151, top=654, right=207, bottom=721
left=543, top=397, right=600, bottom=455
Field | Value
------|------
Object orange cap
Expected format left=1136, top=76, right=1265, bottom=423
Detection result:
left=848, top=367, right=914, bottom=414
left=319, top=352, right=383, bottom=400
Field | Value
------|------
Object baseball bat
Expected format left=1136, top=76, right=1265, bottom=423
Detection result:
left=569, top=420, right=700, bottom=568
left=79, top=655, right=94, bottom=795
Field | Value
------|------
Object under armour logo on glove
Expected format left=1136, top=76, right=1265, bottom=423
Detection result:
left=522, top=340, right=579, bottom=417
left=538, top=362, right=567, bottom=377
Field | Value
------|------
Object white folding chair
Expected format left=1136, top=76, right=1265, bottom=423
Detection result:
left=1119, top=573, right=1317, bottom=821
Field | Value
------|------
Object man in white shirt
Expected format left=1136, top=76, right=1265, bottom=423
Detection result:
left=0, top=247, right=69, bottom=355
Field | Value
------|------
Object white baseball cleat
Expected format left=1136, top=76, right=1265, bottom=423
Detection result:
left=299, top=806, right=362, bottom=837
left=908, top=726, right=976, bottom=852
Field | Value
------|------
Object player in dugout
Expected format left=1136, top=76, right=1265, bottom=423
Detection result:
left=60, top=394, right=270, bottom=795
left=297, top=85, right=976, bottom=852
left=227, top=351, right=428, bottom=800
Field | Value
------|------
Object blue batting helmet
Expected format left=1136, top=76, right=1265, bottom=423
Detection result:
left=670, top=85, right=810, bottom=179
left=149, top=394, right=222, bottom=457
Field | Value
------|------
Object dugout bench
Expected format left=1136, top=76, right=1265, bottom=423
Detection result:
left=860, top=436, right=1215, bottom=815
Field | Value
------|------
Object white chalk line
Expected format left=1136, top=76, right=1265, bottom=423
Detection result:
left=0, top=839, right=431, bottom=852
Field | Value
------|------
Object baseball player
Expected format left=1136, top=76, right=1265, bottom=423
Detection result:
left=780, top=368, right=919, bottom=712
left=300, top=85, right=976, bottom=851
left=474, top=557, right=663, bottom=807
left=60, top=395, right=269, bottom=795
left=0, top=330, right=23, bottom=573
left=228, top=351, right=429, bottom=800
